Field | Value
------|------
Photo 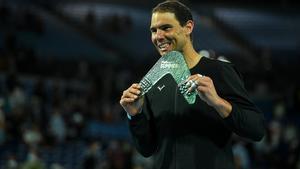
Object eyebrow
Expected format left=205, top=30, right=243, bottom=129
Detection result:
left=150, top=24, right=173, bottom=32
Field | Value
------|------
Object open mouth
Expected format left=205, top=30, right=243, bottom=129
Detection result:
left=157, top=41, right=171, bottom=52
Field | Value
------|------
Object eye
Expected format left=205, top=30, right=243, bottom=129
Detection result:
left=161, top=25, right=172, bottom=31
left=150, top=28, right=157, bottom=33
left=162, top=27, right=169, bottom=31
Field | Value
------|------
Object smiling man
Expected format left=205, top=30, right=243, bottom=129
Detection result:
left=150, top=12, right=191, bottom=56
left=120, top=1, right=265, bottom=169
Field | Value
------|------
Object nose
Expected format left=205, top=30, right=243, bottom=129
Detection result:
left=155, top=29, right=165, bottom=41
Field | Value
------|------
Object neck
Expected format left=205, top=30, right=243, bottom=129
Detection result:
left=182, top=43, right=202, bottom=69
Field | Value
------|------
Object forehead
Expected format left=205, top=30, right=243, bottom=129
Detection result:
left=150, top=12, right=180, bottom=27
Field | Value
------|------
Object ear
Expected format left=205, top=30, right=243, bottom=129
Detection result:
left=184, top=20, right=194, bottom=36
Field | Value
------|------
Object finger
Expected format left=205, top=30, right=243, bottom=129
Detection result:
left=191, top=74, right=204, bottom=80
left=120, top=97, right=136, bottom=104
left=187, top=81, right=198, bottom=92
left=123, top=91, right=139, bottom=100
left=132, top=83, right=141, bottom=89
left=128, top=87, right=141, bottom=96
left=121, top=89, right=129, bottom=99
left=122, top=84, right=141, bottom=96
left=187, top=74, right=204, bottom=81
left=121, top=90, right=140, bottom=101
left=187, top=74, right=205, bottom=86
left=196, top=88, right=206, bottom=100
left=121, top=89, right=137, bottom=100
left=196, top=85, right=207, bottom=93
left=120, top=98, right=135, bottom=107
left=189, top=78, right=208, bottom=88
left=180, top=75, right=199, bottom=88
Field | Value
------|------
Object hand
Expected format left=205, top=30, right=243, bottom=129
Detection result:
left=120, top=83, right=144, bottom=116
left=187, top=74, right=220, bottom=107
left=187, top=74, right=232, bottom=118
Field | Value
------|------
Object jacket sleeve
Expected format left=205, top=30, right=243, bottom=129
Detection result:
left=215, top=62, right=265, bottom=141
left=128, top=95, right=157, bottom=157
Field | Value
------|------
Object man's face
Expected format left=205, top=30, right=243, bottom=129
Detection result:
left=150, top=12, right=189, bottom=56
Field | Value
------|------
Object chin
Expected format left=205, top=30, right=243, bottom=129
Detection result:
left=160, top=51, right=166, bottom=55
left=159, top=50, right=172, bottom=56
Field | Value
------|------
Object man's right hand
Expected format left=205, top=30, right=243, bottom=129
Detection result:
left=120, top=83, right=144, bottom=116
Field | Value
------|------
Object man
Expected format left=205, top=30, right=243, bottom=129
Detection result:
left=120, top=1, right=265, bottom=169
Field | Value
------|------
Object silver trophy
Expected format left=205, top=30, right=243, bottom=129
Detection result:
left=139, top=51, right=196, bottom=104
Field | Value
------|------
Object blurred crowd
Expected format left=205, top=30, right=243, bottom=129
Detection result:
left=1, top=1, right=300, bottom=169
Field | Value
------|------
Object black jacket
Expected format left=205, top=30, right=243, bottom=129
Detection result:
left=128, top=57, right=265, bottom=169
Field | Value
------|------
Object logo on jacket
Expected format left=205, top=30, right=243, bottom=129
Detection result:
left=157, top=85, right=165, bottom=91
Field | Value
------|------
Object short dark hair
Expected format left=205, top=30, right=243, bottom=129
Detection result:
left=152, top=1, right=193, bottom=27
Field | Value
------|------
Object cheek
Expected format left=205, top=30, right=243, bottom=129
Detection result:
left=151, top=34, right=156, bottom=44
left=175, top=32, right=185, bottom=43
left=175, top=30, right=183, bottom=38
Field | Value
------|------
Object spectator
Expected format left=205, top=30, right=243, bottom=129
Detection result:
left=22, top=124, right=42, bottom=148
left=5, top=154, right=19, bottom=169
left=21, top=148, right=46, bottom=169
left=48, top=108, right=66, bottom=143
left=81, top=140, right=103, bottom=169
left=232, top=141, right=251, bottom=169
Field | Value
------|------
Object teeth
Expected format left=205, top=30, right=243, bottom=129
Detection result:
left=160, top=44, right=168, bottom=49
left=158, top=42, right=169, bottom=50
